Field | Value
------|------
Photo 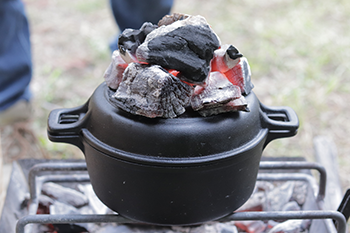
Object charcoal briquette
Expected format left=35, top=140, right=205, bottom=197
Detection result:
left=136, top=15, right=220, bottom=84
left=118, top=22, right=158, bottom=63
left=111, top=63, right=192, bottom=118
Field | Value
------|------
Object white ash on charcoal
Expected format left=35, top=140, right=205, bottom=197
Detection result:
left=291, top=181, right=308, bottom=206
left=238, top=181, right=307, bottom=212
left=49, top=200, right=80, bottom=215
left=38, top=194, right=54, bottom=205
left=35, top=180, right=313, bottom=233
left=186, top=222, right=238, bottom=233
left=158, top=13, right=190, bottom=26
left=236, top=180, right=274, bottom=212
left=240, top=58, right=253, bottom=94
left=111, top=63, right=193, bottom=118
left=191, top=72, right=242, bottom=110
left=211, top=44, right=243, bottom=73
left=39, top=183, right=91, bottom=232
left=69, top=221, right=240, bottom=233
left=224, top=57, right=253, bottom=95
left=264, top=181, right=295, bottom=211
left=38, top=182, right=117, bottom=232
left=191, top=72, right=249, bottom=117
left=103, top=50, right=128, bottom=90
left=41, top=182, right=89, bottom=208
left=256, top=181, right=275, bottom=192
left=135, top=15, right=221, bottom=84
left=281, top=201, right=301, bottom=211
left=268, top=219, right=311, bottom=233
left=104, top=13, right=254, bottom=118
left=118, top=22, right=158, bottom=64
left=210, top=45, right=253, bottom=95
left=236, top=191, right=265, bottom=212
left=101, top=222, right=239, bottom=233
left=232, top=181, right=310, bottom=233
left=198, top=96, right=248, bottom=117
left=95, top=224, right=128, bottom=233
left=78, top=184, right=110, bottom=215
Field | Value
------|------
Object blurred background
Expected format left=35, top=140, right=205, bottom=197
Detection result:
left=1, top=0, right=350, bottom=197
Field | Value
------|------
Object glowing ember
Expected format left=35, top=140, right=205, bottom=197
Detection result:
left=104, top=13, right=254, bottom=118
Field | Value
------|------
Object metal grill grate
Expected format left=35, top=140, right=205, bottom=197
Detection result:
left=1, top=159, right=348, bottom=233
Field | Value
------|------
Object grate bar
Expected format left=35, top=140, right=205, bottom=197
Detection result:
left=16, top=210, right=346, bottom=233
left=257, top=173, right=319, bottom=200
left=220, top=210, right=346, bottom=233
left=259, top=161, right=326, bottom=202
left=16, top=214, right=132, bottom=233
left=22, top=161, right=332, bottom=232
left=28, top=163, right=88, bottom=216
left=28, top=162, right=87, bottom=197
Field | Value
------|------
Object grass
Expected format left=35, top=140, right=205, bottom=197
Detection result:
left=23, top=0, right=350, bottom=190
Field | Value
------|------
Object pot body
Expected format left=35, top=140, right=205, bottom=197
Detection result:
left=47, top=82, right=299, bottom=225
left=81, top=127, right=266, bottom=225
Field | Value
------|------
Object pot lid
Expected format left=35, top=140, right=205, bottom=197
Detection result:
left=83, top=83, right=265, bottom=158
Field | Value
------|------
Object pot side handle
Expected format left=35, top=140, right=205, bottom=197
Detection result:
left=260, top=103, right=299, bottom=148
left=47, top=102, right=89, bottom=152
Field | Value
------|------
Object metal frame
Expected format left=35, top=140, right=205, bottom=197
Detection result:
left=259, top=161, right=327, bottom=201
left=16, top=211, right=346, bottom=233
left=15, top=161, right=346, bottom=233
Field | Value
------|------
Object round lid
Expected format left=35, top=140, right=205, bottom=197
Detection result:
left=84, top=83, right=265, bottom=158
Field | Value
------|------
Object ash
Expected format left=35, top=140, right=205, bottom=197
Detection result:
left=104, top=13, right=254, bottom=118
left=36, top=180, right=310, bottom=233
left=110, top=63, right=192, bottom=118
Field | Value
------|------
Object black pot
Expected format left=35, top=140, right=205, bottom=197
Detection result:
left=47, top=82, right=298, bottom=225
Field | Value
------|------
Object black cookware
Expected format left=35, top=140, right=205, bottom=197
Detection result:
left=47, top=82, right=298, bottom=225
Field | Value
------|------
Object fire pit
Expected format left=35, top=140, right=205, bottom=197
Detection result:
left=0, top=157, right=349, bottom=233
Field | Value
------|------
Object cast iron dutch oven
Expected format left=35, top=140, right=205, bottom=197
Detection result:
left=47, top=82, right=299, bottom=226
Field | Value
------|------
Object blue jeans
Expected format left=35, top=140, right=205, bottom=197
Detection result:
left=0, top=0, right=173, bottom=111
left=109, top=0, right=173, bottom=51
left=0, top=0, right=32, bottom=111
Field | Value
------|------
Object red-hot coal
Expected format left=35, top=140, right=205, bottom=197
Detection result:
left=104, top=13, right=254, bottom=118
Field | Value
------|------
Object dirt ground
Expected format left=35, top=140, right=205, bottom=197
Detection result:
left=2, top=0, right=350, bottom=206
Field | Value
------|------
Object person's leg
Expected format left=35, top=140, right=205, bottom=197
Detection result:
left=109, top=0, right=173, bottom=51
left=0, top=0, right=32, bottom=126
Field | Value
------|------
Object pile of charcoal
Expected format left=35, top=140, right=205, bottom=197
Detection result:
left=104, top=13, right=253, bottom=118
left=233, top=181, right=311, bottom=233
left=35, top=180, right=310, bottom=233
